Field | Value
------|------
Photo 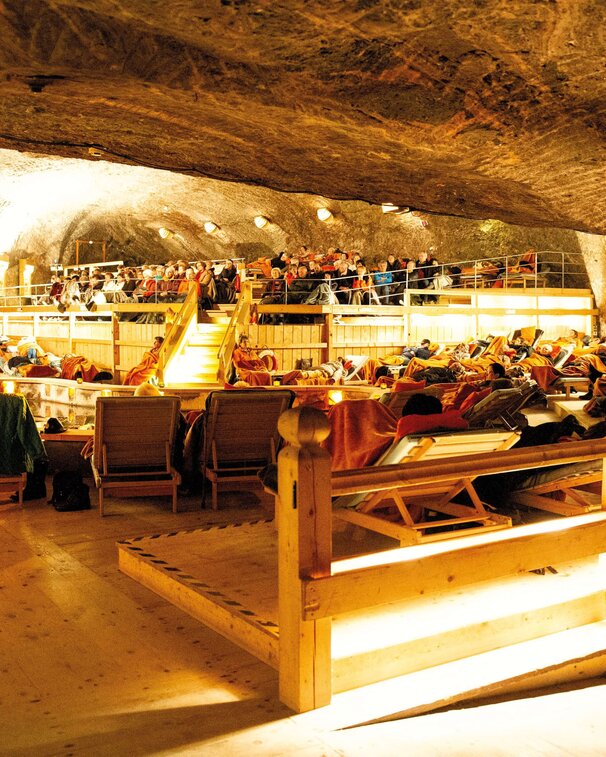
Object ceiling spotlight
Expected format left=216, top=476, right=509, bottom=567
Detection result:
left=254, top=215, right=270, bottom=229
left=316, top=208, right=333, bottom=222
left=158, top=227, right=173, bottom=239
left=204, top=221, right=219, bottom=234
left=381, top=203, right=411, bottom=215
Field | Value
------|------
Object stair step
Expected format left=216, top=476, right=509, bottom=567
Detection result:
left=314, top=620, right=606, bottom=731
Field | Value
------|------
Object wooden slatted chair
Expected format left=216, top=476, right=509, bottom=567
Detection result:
left=202, top=389, right=295, bottom=509
left=379, top=384, right=445, bottom=416
left=334, top=428, right=519, bottom=545
left=342, top=354, right=370, bottom=382
left=510, top=328, right=544, bottom=348
left=91, top=396, right=182, bottom=516
left=508, top=461, right=603, bottom=517
left=463, top=381, right=541, bottom=429
left=0, top=393, right=44, bottom=506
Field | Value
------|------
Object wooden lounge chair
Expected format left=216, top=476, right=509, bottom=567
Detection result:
left=202, top=388, right=295, bottom=509
left=510, top=328, right=544, bottom=348
left=379, top=384, right=445, bottom=416
left=463, top=381, right=541, bottom=428
left=334, top=428, right=519, bottom=545
left=91, top=396, right=182, bottom=516
left=508, top=461, right=603, bottom=517
left=0, top=393, right=44, bottom=506
left=342, top=354, right=369, bottom=382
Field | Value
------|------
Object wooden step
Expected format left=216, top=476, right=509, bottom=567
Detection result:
left=310, top=620, right=606, bottom=730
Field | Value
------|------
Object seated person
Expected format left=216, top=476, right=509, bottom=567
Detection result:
left=232, top=335, right=272, bottom=386
left=485, top=362, right=514, bottom=390
left=396, top=393, right=469, bottom=440
left=124, top=336, right=164, bottom=386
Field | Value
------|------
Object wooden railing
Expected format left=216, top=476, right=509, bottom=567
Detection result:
left=276, top=406, right=606, bottom=712
left=217, top=280, right=253, bottom=382
left=155, top=286, right=199, bottom=386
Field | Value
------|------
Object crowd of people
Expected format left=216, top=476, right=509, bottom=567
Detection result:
left=253, top=246, right=539, bottom=311
left=39, top=259, right=241, bottom=311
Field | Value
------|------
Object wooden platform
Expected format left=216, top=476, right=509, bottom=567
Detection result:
left=118, top=516, right=606, bottom=718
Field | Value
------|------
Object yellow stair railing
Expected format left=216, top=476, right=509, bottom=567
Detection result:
left=155, top=285, right=199, bottom=386
left=217, top=281, right=253, bottom=383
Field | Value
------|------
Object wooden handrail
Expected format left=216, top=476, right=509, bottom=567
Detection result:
left=217, top=280, right=253, bottom=382
left=331, top=438, right=606, bottom=496
left=155, top=285, right=198, bottom=386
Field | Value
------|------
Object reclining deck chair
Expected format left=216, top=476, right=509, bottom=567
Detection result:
left=334, top=428, right=519, bottom=545
left=380, top=385, right=445, bottom=417
left=342, top=354, right=370, bottom=382
left=202, top=389, right=295, bottom=509
left=0, top=393, right=45, bottom=505
left=91, top=396, right=182, bottom=516
left=463, top=381, right=541, bottom=429
left=510, top=328, right=544, bottom=349
left=508, top=461, right=603, bottom=517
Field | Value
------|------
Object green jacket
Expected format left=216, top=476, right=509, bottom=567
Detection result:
left=0, top=394, right=46, bottom=474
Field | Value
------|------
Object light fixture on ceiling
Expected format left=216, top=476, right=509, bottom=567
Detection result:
left=381, top=203, right=411, bottom=215
left=316, top=208, right=333, bottom=222
left=158, top=227, right=173, bottom=239
left=254, top=215, right=270, bottom=229
left=204, top=221, right=219, bottom=234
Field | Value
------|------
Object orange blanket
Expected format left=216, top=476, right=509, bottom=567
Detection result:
left=322, top=399, right=397, bottom=471
left=124, top=348, right=159, bottom=386
left=61, top=355, right=100, bottom=382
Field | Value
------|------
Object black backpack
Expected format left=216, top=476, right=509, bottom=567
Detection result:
left=49, top=471, right=91, bottom=512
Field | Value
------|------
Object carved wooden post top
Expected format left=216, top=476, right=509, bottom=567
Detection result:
left=278, top=406, right=330, bottom=448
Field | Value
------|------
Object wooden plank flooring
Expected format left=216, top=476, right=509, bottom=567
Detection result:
left=2, top=485, right=606, bottom=755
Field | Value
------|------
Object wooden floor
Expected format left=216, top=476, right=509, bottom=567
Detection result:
left=2, top=482, right=606, bottom=755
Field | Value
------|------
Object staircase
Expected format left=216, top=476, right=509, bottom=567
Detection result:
left=162, top=306, right=233, bottom=388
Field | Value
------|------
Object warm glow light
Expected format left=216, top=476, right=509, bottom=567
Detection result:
left=3, top=381, right=15, bottom=394
left=158, top=227, right=172, bottom=239
left=329, top=390, right=344, bottom=405
left=23, top=264, right=35, bottom=280
left=316, top=208, right=333, bottom=222
left=381, top=203, right=399, bottom=213
left=204, top=221, right=219, bottom=234
left=101, top=389, right=112, bottom=397
left=253, top=215, right=270, bottom=229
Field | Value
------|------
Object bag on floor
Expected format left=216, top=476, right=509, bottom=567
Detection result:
left=49, top=471, right=91, bottom=511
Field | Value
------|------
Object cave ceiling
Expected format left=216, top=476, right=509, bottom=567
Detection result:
left=0, top=1, right=605, bottom=233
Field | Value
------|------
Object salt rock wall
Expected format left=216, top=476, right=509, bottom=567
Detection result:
left=0, top=1, right=604, bottom=234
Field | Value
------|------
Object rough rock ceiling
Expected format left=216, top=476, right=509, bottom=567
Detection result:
left=0, top=1, right=605, bottom=233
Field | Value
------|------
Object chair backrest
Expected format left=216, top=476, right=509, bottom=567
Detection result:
left=93, top=396, right=181, bottom=473
left=553, top=343, right=575, bottom=368
left=510, top=327, right=544, bottom=348
left=343, top=355, right=369, bottom=382
left=203, top=389, right=295, bottom=468
left=380, top=385, right=444, bottom=416
left=463, top=383, right=534, bottom=427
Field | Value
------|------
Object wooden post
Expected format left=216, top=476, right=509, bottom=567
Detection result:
left=325, top=313, right=334, bottom=363
left=277, top=406, right=332, bottom=712
left=111, top=314, right=120, bottom=378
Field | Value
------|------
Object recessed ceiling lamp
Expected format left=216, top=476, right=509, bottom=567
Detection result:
left=158, top=227, right=173, bottom=239
left=316, top=208, right=333, bottom=222
left=204, top=221, right=219, bottom=234
left=254, top=215, right=270, bottom=229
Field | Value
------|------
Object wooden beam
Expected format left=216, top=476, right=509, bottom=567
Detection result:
left=303, top=513, right=606, bottom=619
